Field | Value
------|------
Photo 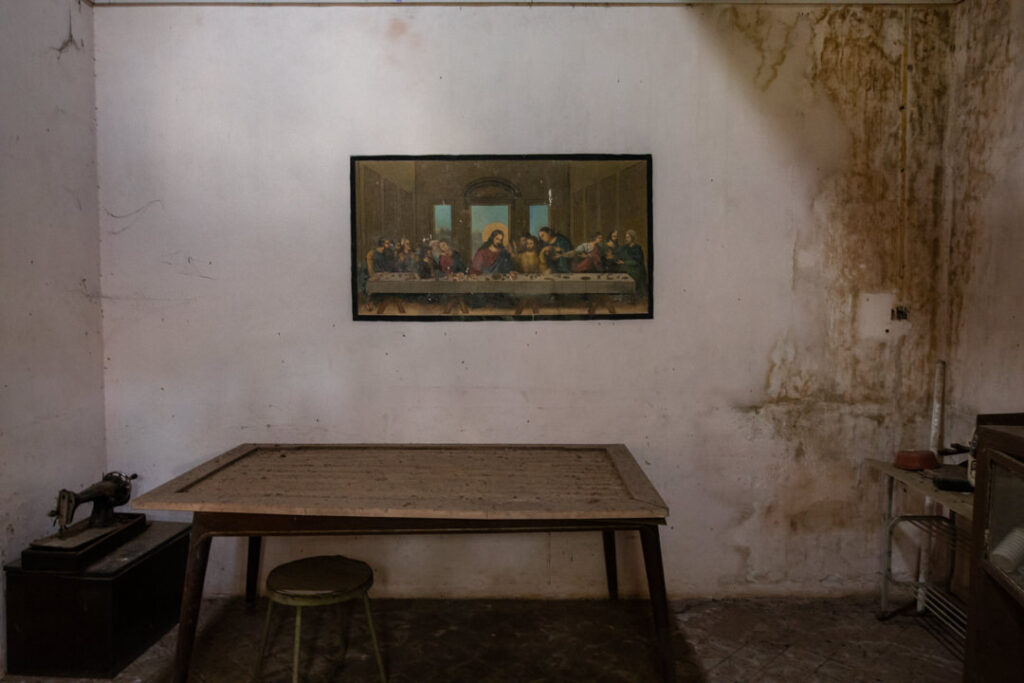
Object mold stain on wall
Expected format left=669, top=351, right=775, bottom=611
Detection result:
left=944, top=0, right=1024, bottom=438
left=694, top=6, right=959, bottom=589
left=946, top=0, right=1020, bottom=350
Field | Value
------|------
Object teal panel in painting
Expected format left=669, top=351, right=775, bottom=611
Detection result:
left=434, top=204, right=452, bottom=230
left=434, top=204, right=452, bottom=241
left=529, top=205, right=549, bottom=235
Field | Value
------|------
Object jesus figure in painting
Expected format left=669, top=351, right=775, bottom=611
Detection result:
left=469, top=229, right=513, bottom=275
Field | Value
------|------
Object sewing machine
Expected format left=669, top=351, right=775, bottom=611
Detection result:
left=23, top=472, right=147, bottom=571
left=5, top=471, right=189, bottom=677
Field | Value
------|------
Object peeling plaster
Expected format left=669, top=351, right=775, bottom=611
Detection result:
left=944, top=0, right=1024, bottom=436
left=947, top=0, right=1022, bottom=349
left=692, top=5, right=958, bottom=589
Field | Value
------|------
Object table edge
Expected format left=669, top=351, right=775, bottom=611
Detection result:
left=132, top=443, right=671, bottom=520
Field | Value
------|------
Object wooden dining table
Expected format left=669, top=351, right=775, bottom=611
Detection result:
left=132, top=443, right=674, bottom=682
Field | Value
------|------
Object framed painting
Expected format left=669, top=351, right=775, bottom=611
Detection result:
left=351, top=154, right=652, bottom=321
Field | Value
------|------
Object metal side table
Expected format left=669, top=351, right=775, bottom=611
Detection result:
left=867, top=459, right=974, bottom=657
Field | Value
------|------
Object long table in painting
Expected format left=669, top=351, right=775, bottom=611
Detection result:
left=365, top=272, right=636, bottom=314
left=132, top=443, right=675, bottom=682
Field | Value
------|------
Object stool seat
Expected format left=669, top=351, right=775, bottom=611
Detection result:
left=267, top=556, right=374, bottom=601
left=255, top=555, right=386, bottom=682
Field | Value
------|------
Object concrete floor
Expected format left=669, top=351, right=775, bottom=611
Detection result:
left=3, top=597, right=961, bottom=683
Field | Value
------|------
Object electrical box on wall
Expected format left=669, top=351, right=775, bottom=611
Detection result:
left=856, top=292, right=911, bottom=342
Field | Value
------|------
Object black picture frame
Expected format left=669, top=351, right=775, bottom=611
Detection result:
left=351, top=154, right=653, bottom=321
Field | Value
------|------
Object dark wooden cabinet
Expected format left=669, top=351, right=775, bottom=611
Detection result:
left=965, top=426, right=1024, bottom=682
left=4, top=521, right=190, bottom=678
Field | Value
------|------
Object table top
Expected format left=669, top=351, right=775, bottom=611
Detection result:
left=366, top=272, right=635, bottom=295
left=133, top=444, right=669, bottom=521
left=866, top=458, right=974, bottom=519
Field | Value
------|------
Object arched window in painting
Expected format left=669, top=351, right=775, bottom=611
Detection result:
left=433, top=204, right=452, bottom=243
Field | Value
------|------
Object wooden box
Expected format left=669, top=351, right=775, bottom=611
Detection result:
left=965, top=426, right=1024, bottom=682
left=4, top=521, right=190, bottom=678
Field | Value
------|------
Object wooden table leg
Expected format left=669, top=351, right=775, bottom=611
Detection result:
left=246, top=535, right=263, bottom=606
left=374, top=297, right=405, bottom=314
left=443, top=296, right=468, bottom=314
left=587, top=294, right=616, bottom=314
left=640, top=525, right=675, bottom=683
left=602, top=530, right=619, bottom=600
left=515, top=297, right=540, bottom=315
left=173, top=515, right=213, bottom=683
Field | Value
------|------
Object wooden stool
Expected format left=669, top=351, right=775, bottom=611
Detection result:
left=254, top=555, right=386, bottom=682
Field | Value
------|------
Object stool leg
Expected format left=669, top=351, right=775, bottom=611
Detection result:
left=292, top=606, right=302, bottom=683
left=363, top=595, right=387, bottom=682
left=254, top=600, right=273, bottom=682
left=339, top=601, right=351, bottom=658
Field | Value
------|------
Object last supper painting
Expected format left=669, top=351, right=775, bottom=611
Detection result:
left=351, top=155, right=653, bottom=321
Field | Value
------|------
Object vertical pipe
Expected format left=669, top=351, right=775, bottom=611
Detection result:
left=918, top=360, right=947, bottom=612
left=897, top=6, right=910, bottom=297
left=881, top=476, right=895, bottom=614
left=929, top=360, right=947, bottom=454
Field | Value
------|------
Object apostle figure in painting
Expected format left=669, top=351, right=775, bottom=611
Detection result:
left=515, top=235, right=542, bottom=274
left=417, top=243, right=439, bottom=279
left=394, top=238, right=415, bottom=273
left=437, top=240, right=466, bottom=276
left=538, top=226, right=574, bottom=273
left=469, top=229, right=512, bottom=275
left=603, top=230, right=621, bottom=272
left=570, top=233, right=605, bottom=273
left=367, top=239, right=391, bottom=276
left=621, top=229, right=648, bottom=298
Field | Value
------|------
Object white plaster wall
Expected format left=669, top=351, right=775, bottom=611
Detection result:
left=0, top=0, right=105, bottom=670
left=946, top=0, right=1024, bottom=436
left=95, top=5, right=948, bottom=598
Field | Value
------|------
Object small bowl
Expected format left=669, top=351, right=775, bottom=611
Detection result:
left=894, top=450, right=939, bottom=470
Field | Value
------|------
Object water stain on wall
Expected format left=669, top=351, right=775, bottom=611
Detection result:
left=692, top=5, right=978, bottom=587
left=947, top=0, right=1021, bottom=353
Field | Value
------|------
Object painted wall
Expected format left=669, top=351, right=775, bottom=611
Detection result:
left=0, top=0, right=105, bottom=670
left=946, top=0, right=1024, bottom=438
left=92, top=1, right=1019, bottom=599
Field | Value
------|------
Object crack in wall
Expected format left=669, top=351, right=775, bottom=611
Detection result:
left=53, top=11, right=82, bottom=60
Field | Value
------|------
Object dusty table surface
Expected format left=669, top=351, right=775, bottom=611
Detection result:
left=133, top=443, right=668, bottom=521
left=865, top=457, right=974, bottom=519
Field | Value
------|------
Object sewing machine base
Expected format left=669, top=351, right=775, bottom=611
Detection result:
left=4, top=522, right=190, bottom=678
left=23, top=512, right=147, bottom=572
